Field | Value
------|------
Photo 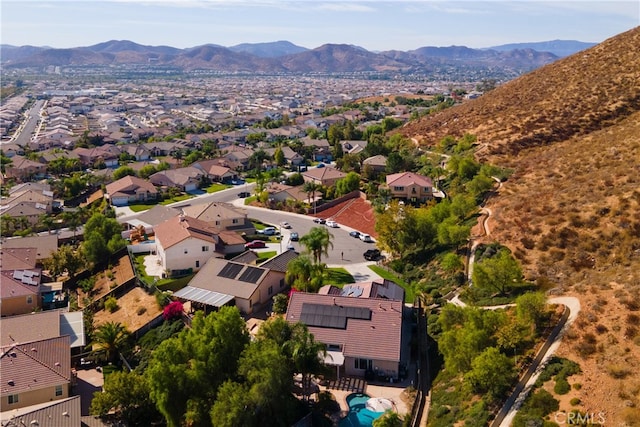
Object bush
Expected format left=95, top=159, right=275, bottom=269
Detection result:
left=554, top=377, right=571, bottom=395
left=570, top=398, right=581, bottom=406
left=137, top=306, right=147, bottom=316
left=104, top=296, right=118, bottom=313
left=163, top=301, right=183, bottom=320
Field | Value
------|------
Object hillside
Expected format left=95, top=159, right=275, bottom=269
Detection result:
left=400, top=26, right=640, bottom=424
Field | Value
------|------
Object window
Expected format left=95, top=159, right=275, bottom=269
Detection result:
left=355, top=358, right=372, bottom=370
left=411, top=187, right=416, bottom=194
left=26, top=295, right=33, bottom=304
left=215, top=221, right=221, bottom=226
left=8, top=394, right=18, bottom=404
left=195, top=260, right=200, bottom=268
left=55, top=385, right=63, bottom=396
left=232, top=219, right=239, bottom=224
left=280, top=278, right=285, bottom=288
left=327, top=344, right=342, bottom=351
left=202, top=246, right=209, bottom=252
left=268, top=286, right=273, bottom=296
left=393, top=186, right=404, bottom=192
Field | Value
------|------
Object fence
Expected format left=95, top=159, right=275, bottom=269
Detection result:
left=308, top=190, right=361, bottom=214
left=409, top=296, right=429, bottom=427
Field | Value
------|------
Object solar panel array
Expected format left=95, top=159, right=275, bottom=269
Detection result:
left=238, top=266, right=265, bottom=284
left=300, top=303, right=371, bottom=329
left=218, top=262, right=243, bottom=279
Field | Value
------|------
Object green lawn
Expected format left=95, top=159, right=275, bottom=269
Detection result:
left=325, top=267, right=355, bottom=286
left=160, top=194, right=193, bottom=205
left=158, top=274, right=193, bottom=292
left=256, top=251, right=277, bottom=263
left=244, top=195, right=257, bottom=205
left=205, top=183, right=232, bottom=193
left=128, top=204, right=154, bottom=212
left=369, top=265, right=416, bottom=303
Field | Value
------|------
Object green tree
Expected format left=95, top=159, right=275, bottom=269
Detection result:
left=465, top=347, right=516, bottom=400
left=138, top=164, right=158, bottom=179
left=271, top=293, right=289, bottom=315
left=90, top=371, right=159, bottom=424
left=112, top=165, right=137, bottom=180
left=472, top=248, right=523, bottom=296
left=274, top=146, right=285, bottom=166
left=146, top=307, right=250, bottom=427
left=302, top=181, right=321, bottom=212
left=334, top=171, right=361, bottom=197
left=284, top=323, right=327, bottom=402
left=82, top=212, right=126, bottom=265
left=91, top=321, right=130, bottom=364
left=285, top=255, right=314, bottom=291
left=373, top=412, right=404, bottom=427
left=299, top=226, right=334, bottom=265
left=43, top=244, right=84, bottom=279
left=516, top=292, right=548, bottom=332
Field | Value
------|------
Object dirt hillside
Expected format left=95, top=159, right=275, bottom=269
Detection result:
left=400, top=26, right=640, bottom=425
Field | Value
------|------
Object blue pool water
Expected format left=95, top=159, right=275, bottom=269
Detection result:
left=339, top=393, right=384, bottom=427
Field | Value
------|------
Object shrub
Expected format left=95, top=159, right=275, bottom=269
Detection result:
left=570, top=398, right=581, bottom=406
left=163, top=301, right=183, bottom=320
left=554, top=377, right=571, bottom=395
left=573, top=383, right=582, bottom=390
left=104, top=296, right=118, bottom=313
left=136, top=306, right=147, bottom=316
left=607, top=364, right=631, bottom=379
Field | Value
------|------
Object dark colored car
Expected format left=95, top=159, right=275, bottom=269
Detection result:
left=290, top=232, right=299, bottom=241
left=245, top=240, right=267, bottom=249
left=363, top=249, right=381, bottom=261
left=237, top=191, right=251, bottom=198
left=313, top=218, right=326, bottom=224
left=349, top=231, right=361, bottom=238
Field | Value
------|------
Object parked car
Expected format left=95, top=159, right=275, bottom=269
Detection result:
left=237, top=191, right=251, bottom=198
left=326, top=220, right=338, bottom=228
left=280, top=221, right=292, bottom=229
left=313, top=218, right=326, bottom=224
left=286, top=243, right=295, bottom=251
left=359, top=234, right=374, bottom=243
left=290, top=232, right=299, bottom=241
left=363, top=249, right=381, bottom=261
left=316, top=162, right=326, bottom=168
left=349, top=231, right=361, bottom=238
left=259, top=227, right=278, bottom=235
left=245, top=240, right=267, bottom=249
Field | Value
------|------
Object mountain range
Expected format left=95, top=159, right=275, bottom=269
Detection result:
left=0, top=39, right=593, bottom=77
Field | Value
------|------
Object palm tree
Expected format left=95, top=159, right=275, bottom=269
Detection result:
left=302, top=181, right=321, bottom=214
left=92, top=321, right=130, bottom=364
left=299, top=226, right=334, bottom=265
left=285, top=255, right=313, bottom=291
left=285, top=323, right=327, bottom=402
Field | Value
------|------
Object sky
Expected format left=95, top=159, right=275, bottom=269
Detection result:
left=1, top=1, right=639, bottom=51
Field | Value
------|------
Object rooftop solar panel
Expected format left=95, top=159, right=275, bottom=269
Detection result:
left=238, top=266, right=265, bottom=283
left=218, top=262, right=243, bottom=279
left=300, top=303, right=371, bottom=329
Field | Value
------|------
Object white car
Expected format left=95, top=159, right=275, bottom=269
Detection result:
left=359, top=234, right=374, bottom=243
left=326, top=220, right=338, bottom=228
left=280, top=221, right=292, bottom=229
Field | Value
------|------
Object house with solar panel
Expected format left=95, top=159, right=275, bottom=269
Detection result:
left=173, top=253, right=293, bottom=315
left=285, top=285, right=407, bottom=382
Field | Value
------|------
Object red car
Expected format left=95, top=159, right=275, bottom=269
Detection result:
left=245, top=240, right=267, bottom=249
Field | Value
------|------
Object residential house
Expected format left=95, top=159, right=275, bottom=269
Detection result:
left=0, top=336, right=74, bottom=412
left=3, top=156, right=47, bottom=182
left=1, top=310, right=86, bottom=352
left=104, top=175, right=159, bottom=206
left=121, top=143, right=152, bottom=161
left=383, top=172, right=434, bottom=204
left=340, top=140, right=368, bottom=155
left=286, top=291, right=405, bottom=380
left=302, top=166, right=348, bottom=187
left=0, top=396, right=81, bottom=427
left=180, top=201, right=255, bottom=234
left=265, top=183, right=312, bottom=204
left=301, top=137, right=332, bottom=162
left=0, top=235, right=59, bottom=262
left=153, top=215, right=246, bottom=277
left=264, top=146, right=304, bottom=166
left=362, top=155, right=387, bottom=173
left=149, top=167, right=204, bottom=192
left=222, top=146, right=255, bottom=170
left=0, top=269, right=42, bottom=317
left=174, top=256, right=289, bottom=315
left=192, top=159, right=239, bottom=183
left=72, top=146, right=120, bottom=169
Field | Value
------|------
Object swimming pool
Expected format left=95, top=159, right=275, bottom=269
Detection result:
left=339, top=393, right=384, bottom=427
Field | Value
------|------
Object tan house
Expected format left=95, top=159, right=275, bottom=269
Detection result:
left=105, top=175, right=159, bottom=206
left=153, top=215, right=246, bottom=277
left=149, top=167, right=204, bottom=192
left=302, top=166, right=348, bottom=187
left=0, top=336, right=73, bottom=412
left=174, top=257, right=288, bottom=315
left=0, top=395, right=81, bottom=427
left=180, top=201, right=255, bottom=234
left=286, top=291, right=405, bottom=380
left=3, top=156, right=47, bottom=182
left=383, top=171, right=433, bottom=204
left=362, top=155, right=387, bottom=173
